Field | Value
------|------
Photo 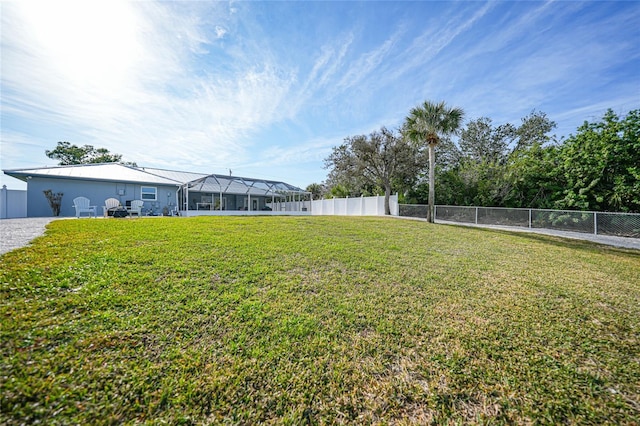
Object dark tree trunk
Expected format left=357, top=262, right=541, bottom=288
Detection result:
left=384, top=184, right=392, bottom=215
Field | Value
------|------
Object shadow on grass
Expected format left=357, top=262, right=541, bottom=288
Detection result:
left=440, top=223, right=640, bottom=258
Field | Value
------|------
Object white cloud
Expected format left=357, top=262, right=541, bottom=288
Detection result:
left=13, top=0, right=143, bottom=93
left=387, top=2, right=495, bottom=84
left=284, top=32, right=356, bottom=117
left=1, top=0, right=300, bottom=175
left=259, top=136, right=337, bottom=166
left=313, top=34, right=355, bottom=90
left=2, top=0, right=638, bottom=190
left=215, top=26, right=227, bottom=39
left=335, top=28, right=404, bottom=93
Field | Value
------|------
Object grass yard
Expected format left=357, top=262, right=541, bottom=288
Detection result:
left=1, top=216, right=639, bottom=425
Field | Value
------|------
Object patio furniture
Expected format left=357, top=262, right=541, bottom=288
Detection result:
left=73, top=197, right=97, bottom=218
left=128, top=200, right=144, bottom=217
left=103, top=198, right=121, bottom=217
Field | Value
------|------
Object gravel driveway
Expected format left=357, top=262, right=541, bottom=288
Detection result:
left=0, top=218, right=57, bottom=255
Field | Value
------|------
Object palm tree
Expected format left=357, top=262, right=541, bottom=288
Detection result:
left=305, top=182, right=325, bottom=200
left=405, top=100, right=465, bottom=222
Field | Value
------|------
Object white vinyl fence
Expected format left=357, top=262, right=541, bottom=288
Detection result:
left=0, top=186, right=27, bottom=219
left=398, top=204, right=640, bottom=239
left=312, top=194, right=398, bottom=216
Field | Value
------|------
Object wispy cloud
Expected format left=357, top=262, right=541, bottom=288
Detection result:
left=387, top=2, right=495, bottom=85
left=410, top=0, right=640, bottom=129
left=215, top=26, right=227, bottom=39
left=308, top=33, right=355, bottom=92
left=259, top=137, right=337, bottom=166
left=335, top=28, right=404, bottom=93
left=284, top=31, right=356, bottom=118
left=2, top=1, right=638, bottom=190
left=1, top=0, right=300, bottom=172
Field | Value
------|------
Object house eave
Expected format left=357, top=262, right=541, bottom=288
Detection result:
left=3, top=171, right=181, bottom=187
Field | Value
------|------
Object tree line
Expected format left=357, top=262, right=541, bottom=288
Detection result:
left=317, top=103, right=640, bottom=217
left=46, top=141, right=136, bottom=166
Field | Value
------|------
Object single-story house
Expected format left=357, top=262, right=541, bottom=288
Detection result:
left=3, top=163, right=309, bottom=217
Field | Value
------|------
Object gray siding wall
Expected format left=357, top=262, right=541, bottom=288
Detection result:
left=27, top=177, right=179, bottom=217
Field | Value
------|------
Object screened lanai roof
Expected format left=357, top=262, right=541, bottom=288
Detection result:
left=183, top=174, right=307, bottom=197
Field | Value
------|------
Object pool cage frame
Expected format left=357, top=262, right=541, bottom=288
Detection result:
left=178, top=174, right=311, bottom=215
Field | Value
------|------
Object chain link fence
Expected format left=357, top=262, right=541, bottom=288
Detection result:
left=398, top=204, right=430, bottom=219
left=398, top=204, right=640, bottom=238
left=531, top=210, right=595, bottom=234
left=478, top=207, right=530, bottom=227
left=595, top=212, right=640, bottom=237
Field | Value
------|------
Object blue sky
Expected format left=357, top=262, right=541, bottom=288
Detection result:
left=1, top=0, right=639, bottom=190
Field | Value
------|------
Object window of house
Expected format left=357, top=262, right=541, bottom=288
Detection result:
left=141, top=186, right=157, bottom=201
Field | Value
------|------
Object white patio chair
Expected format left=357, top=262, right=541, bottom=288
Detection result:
left=103, top=198, right=120, bottom=217
left=73, top=197, right=97, bottom=218
left=128, top=200, right=144, bottom=217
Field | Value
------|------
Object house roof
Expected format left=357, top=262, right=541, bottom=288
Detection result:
left=135, top=167, right=209, bottom=184
left=2, top=163, right=203, bottom=186
left=3, top=164, right=306, bottom=194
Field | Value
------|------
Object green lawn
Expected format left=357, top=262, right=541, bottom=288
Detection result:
left=1, top=216, right=639, bottom=424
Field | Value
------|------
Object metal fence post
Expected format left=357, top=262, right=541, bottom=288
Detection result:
left=475, top=207, right=478, bottom=224
left=594, top=212, right=598, bottom=235
left=529, top=209, right=532, bottom=228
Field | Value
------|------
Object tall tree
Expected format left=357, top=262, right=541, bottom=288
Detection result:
left=46, top=141, right=136, bottom=166
left=324, top=143, right=368, bottom=198
left=459, top=117, right=513, bottom=164
left=513, top=110, right=556, bottom=151
left=404, top=100, right=465, bottom=222
left=325, top=127, right=421, bottom=215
